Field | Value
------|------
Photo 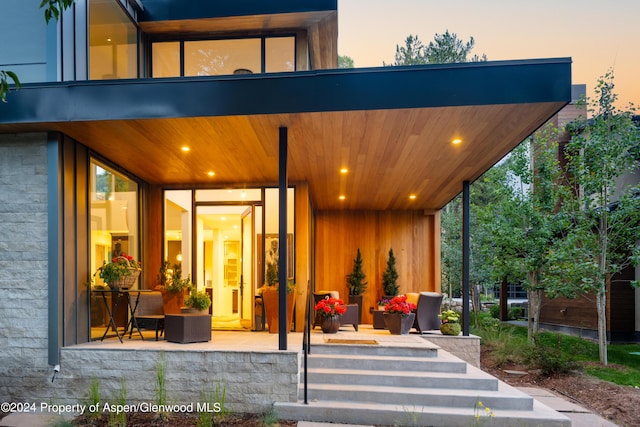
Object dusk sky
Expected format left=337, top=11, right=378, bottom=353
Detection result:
left=338, top=0, right=639, bottom=109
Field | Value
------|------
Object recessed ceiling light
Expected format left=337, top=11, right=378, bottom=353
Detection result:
left=339, top=195, right=346, bottom=200
left=207, top=171, right=215, bottom=177
left=409, top=194, right=417, bottom=200
left=340, top=168, right=349, bottom=174
left=452, top=138, right=463, bottom=145
left=181, top=146, right=190, bottom=152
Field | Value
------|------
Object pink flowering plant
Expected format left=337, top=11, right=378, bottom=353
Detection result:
left=314, top=296, right=347, bottom=319
left=384, top=295, right=416, bottom=315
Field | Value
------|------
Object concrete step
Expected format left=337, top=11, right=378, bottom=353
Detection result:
left=305, top=365, right=497, bottom=391
left=275, top=399, right=571, bottom=427
left=305, top=352, right=467, bottom=373
left=310, top=341, right=438, bottom=358
left=301, top=381, right=533, bottom=411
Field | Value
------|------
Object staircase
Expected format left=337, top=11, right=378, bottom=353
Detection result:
left=274, top=334, right=570, bottom=427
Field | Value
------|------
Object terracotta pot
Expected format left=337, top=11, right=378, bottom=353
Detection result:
left=155, top=287, right=187, bottom=314
left=440, top=322, right=461, bottom=336
left=262, top=286, right=295, bottom=334
left=320, top=315, right=341, bottom=334
left=383, top=312, right=415, bottom=335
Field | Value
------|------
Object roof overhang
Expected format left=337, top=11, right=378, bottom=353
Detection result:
left=0, top=58, right=571, bottom=210
left=138, top=0, right=337, bottom=37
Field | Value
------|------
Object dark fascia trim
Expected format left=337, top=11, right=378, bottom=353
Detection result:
left=139, top=0, right=337, bottom=22
left=0, top=58, right=572, bottom=125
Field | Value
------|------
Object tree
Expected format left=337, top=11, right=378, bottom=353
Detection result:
left=346, top=248, right=367, bottom=295
left=0, top=0, right=75, bottom=102
left=382, top=248, right=399, bottom=296
left=423, top=30, right=487, bottom=64
left=338, top=55, right=354, bottom=69
left=563, top=71, right=640, bottom=364
left=486, top=127, right=574, bottom=342
left=387, top=30, right=486, bottom=66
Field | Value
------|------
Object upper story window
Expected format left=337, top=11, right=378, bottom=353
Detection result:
left=89, top=0, right=138, bottom=80
left=151, top=36, right=295, bottom=78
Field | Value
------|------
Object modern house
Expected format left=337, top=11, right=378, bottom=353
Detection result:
left=0, top=0, right=571, bottom=414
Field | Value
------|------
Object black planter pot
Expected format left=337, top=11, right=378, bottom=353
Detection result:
left=383, top=312, right=415, bottom=335
left=348, top=294, right=363, bottom=323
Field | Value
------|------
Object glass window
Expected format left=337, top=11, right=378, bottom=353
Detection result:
left=151, top=35, right=296, bottom=77
left=152, top=42, right=180, bottom=77
left=164, top=190, right=193, bottom=277
left=184, top=39, right=261, bottom=76
left=90, top=160, right=139, bottom=283
left=89, top=160, right=139, bottom=339
left=89, top=0, right=138, bottom=80
left=266, top=37, right=295, bottom=72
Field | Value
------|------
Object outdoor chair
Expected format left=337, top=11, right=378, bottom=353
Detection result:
left=408, top=292, right=443, bottom=333
left=339, top=303, right=359, bottom=331
left=131, top=291, right=165, bottom=341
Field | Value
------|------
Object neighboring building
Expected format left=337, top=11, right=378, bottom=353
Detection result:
left=0, top=0, right=570, bottom=406
left=539, top=100, right=640, bottom=342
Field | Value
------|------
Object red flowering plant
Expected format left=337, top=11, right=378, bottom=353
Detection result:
left=384, top=295, right=416, bottom=315
left=314, top=296, right=347, bottom=319
left=94, top=254, right=141, bottom=286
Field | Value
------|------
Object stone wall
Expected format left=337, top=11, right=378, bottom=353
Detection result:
left=0, top=134, right=51, bottom=402
left=57, top=347, right=300, bottom=413
left=421, top=334, right=481, bottom=368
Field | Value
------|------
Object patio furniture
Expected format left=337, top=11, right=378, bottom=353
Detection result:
left=408, top=292, right=444, bottom=333
left=339, top=303, right=359, bottom=331
left=93, top=288, right=152, bottom=342
left=130, top=291, right=165, bottom=341
left=165, top=314, right=212, bottom=343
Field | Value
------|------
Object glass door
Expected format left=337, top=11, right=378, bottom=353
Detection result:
left=195, top=204, right=253, bottom=330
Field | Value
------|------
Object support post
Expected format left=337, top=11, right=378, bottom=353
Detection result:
left=278, top=127, right=288, bottom=350
left=462, top=180, right=470, bottom=336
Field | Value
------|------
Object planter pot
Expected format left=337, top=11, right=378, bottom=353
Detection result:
left=383, top=312, right=415, bottom=335
left=320, top=315, right=341, bottom=334
left=180, top=307, right=208, bottom=315
left=156, top=287, right=188, bottom=314
left=262, top=286, right=295, bottom=334
left=440, top=322, right=461, bottom=336
left=348, top=294, right=363, bottom=323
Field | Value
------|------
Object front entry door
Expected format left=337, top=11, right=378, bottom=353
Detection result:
left=195, top=204, right=254, bottom=330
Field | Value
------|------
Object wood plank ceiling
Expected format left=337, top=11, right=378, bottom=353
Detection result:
left=2, top=101, right=565, bottom=210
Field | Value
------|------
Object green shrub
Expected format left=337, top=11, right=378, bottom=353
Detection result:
left=526, top=336, right=579, bottom=375
left=489, top=304, right=500, bottom=319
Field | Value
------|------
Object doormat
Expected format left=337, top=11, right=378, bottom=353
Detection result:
left=325, top=339, right=379, bottom=345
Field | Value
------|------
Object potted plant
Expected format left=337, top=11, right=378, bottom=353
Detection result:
left=184, top=289, right=212, bottom=314
left=438, top=309, right=461, bottom=336
left=382, top=248, right=399, bottom=298
left=154, top=261, right=191, bottom=314
left=94, top=254, right=141, bottom=290
left=383, top=295, right=416, bottom=335
left=314, top=296, right=347, bottom=334
left=376, top=297, right=391, bottom=311
left=260, top=262, right=297, bottom=334
left=346, top=248, right=367, bottom=322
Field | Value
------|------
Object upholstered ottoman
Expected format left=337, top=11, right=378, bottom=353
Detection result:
left=165, top=314, right=211, bottom=343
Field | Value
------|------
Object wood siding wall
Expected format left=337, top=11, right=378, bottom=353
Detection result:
left=293, top=182, right=311, bottom=331
left=540, top=266, right=636, bottom=333
left=315, top=210, right=440, bottom=324
left=308, top=13, right=337, bottom=70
